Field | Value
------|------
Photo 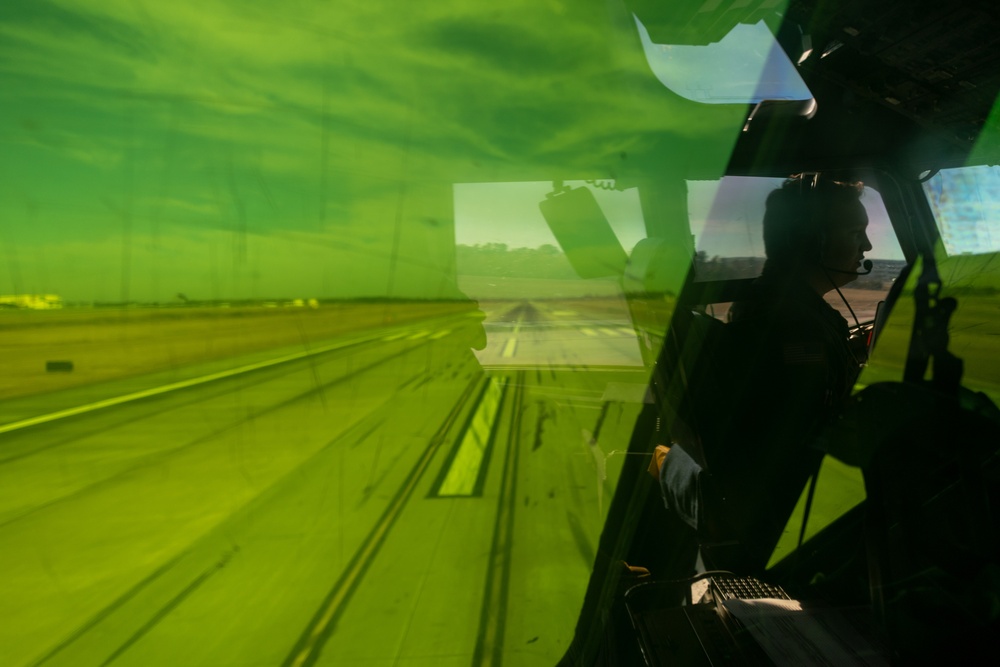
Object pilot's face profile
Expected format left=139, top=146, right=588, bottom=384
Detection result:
left=821, top=201, right=872, bottom=284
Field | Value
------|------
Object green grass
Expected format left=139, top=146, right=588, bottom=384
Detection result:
left=770, top=289, right=1000, bottom=568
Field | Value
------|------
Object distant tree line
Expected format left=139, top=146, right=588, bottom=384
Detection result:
left=456, top=243, right=577, bottom=279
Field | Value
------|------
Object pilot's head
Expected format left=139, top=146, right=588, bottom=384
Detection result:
left=762, top=175, right=872, bottom=293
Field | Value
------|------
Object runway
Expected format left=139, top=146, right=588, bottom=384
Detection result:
left=2, top=302, right=648, bottom=667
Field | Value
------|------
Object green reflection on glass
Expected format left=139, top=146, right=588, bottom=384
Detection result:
left=0, top=1, right=787, bottom=665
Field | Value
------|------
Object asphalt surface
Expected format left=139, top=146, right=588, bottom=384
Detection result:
left=2, top=305, right=647, bottom=667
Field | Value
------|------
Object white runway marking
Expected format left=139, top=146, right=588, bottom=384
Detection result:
left=0, top=333, right=378, bottom=435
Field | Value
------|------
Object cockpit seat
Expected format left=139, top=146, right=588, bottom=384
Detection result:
left=651, top=307, right=754, bottom=571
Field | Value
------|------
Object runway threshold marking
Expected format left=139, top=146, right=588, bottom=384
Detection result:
left=281, top=376, right=484, bottom=667
left=434, top=378, right=507, bottom=497
left=0, top=332, right=379, bottom=435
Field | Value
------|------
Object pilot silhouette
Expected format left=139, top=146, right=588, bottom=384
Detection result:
left=654, top=174, right=873, bottom=575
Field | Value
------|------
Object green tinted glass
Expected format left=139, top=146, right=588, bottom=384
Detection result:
left=0, top=2, right=778, bottom=665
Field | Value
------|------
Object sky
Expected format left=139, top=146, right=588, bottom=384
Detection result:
left=2, top=0, right=801, bottom=302
left=454, top=181, right=646, bottom=252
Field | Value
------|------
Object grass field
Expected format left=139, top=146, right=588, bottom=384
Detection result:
left=864, top=291, right=1000, bottom=402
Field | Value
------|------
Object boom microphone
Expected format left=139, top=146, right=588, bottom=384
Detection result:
left=824, top=259, right=873, bottom=276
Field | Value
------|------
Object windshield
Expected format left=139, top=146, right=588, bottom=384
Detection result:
left=923, top=165, right=1000, bottom=257
left=0, top=3, right=761, bottom=665
left=688, top=176, right=904, bottom=323
left=914, top=166, right=1000, bottom=406
left=634, top=17, right=814, bottom=104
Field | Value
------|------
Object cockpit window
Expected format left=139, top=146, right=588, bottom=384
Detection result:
left=922, top=165, right=1000, bottom=256
left=635, top=17, right=814, bottom=105
left=454, top=181, right=647, bottom=367
left=689, top=176, right=905, bottom=323
left=917, top=165, right=1000, bottom=406
left=4, top=3, right=706, bottom=662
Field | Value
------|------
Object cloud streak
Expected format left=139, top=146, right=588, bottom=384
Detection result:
left=1, top=0, right=765, bottom=300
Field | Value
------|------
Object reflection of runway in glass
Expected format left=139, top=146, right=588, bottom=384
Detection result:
left=474, top=299, right=645, bottom=368
left=477, top=323, right=643, bottom=367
